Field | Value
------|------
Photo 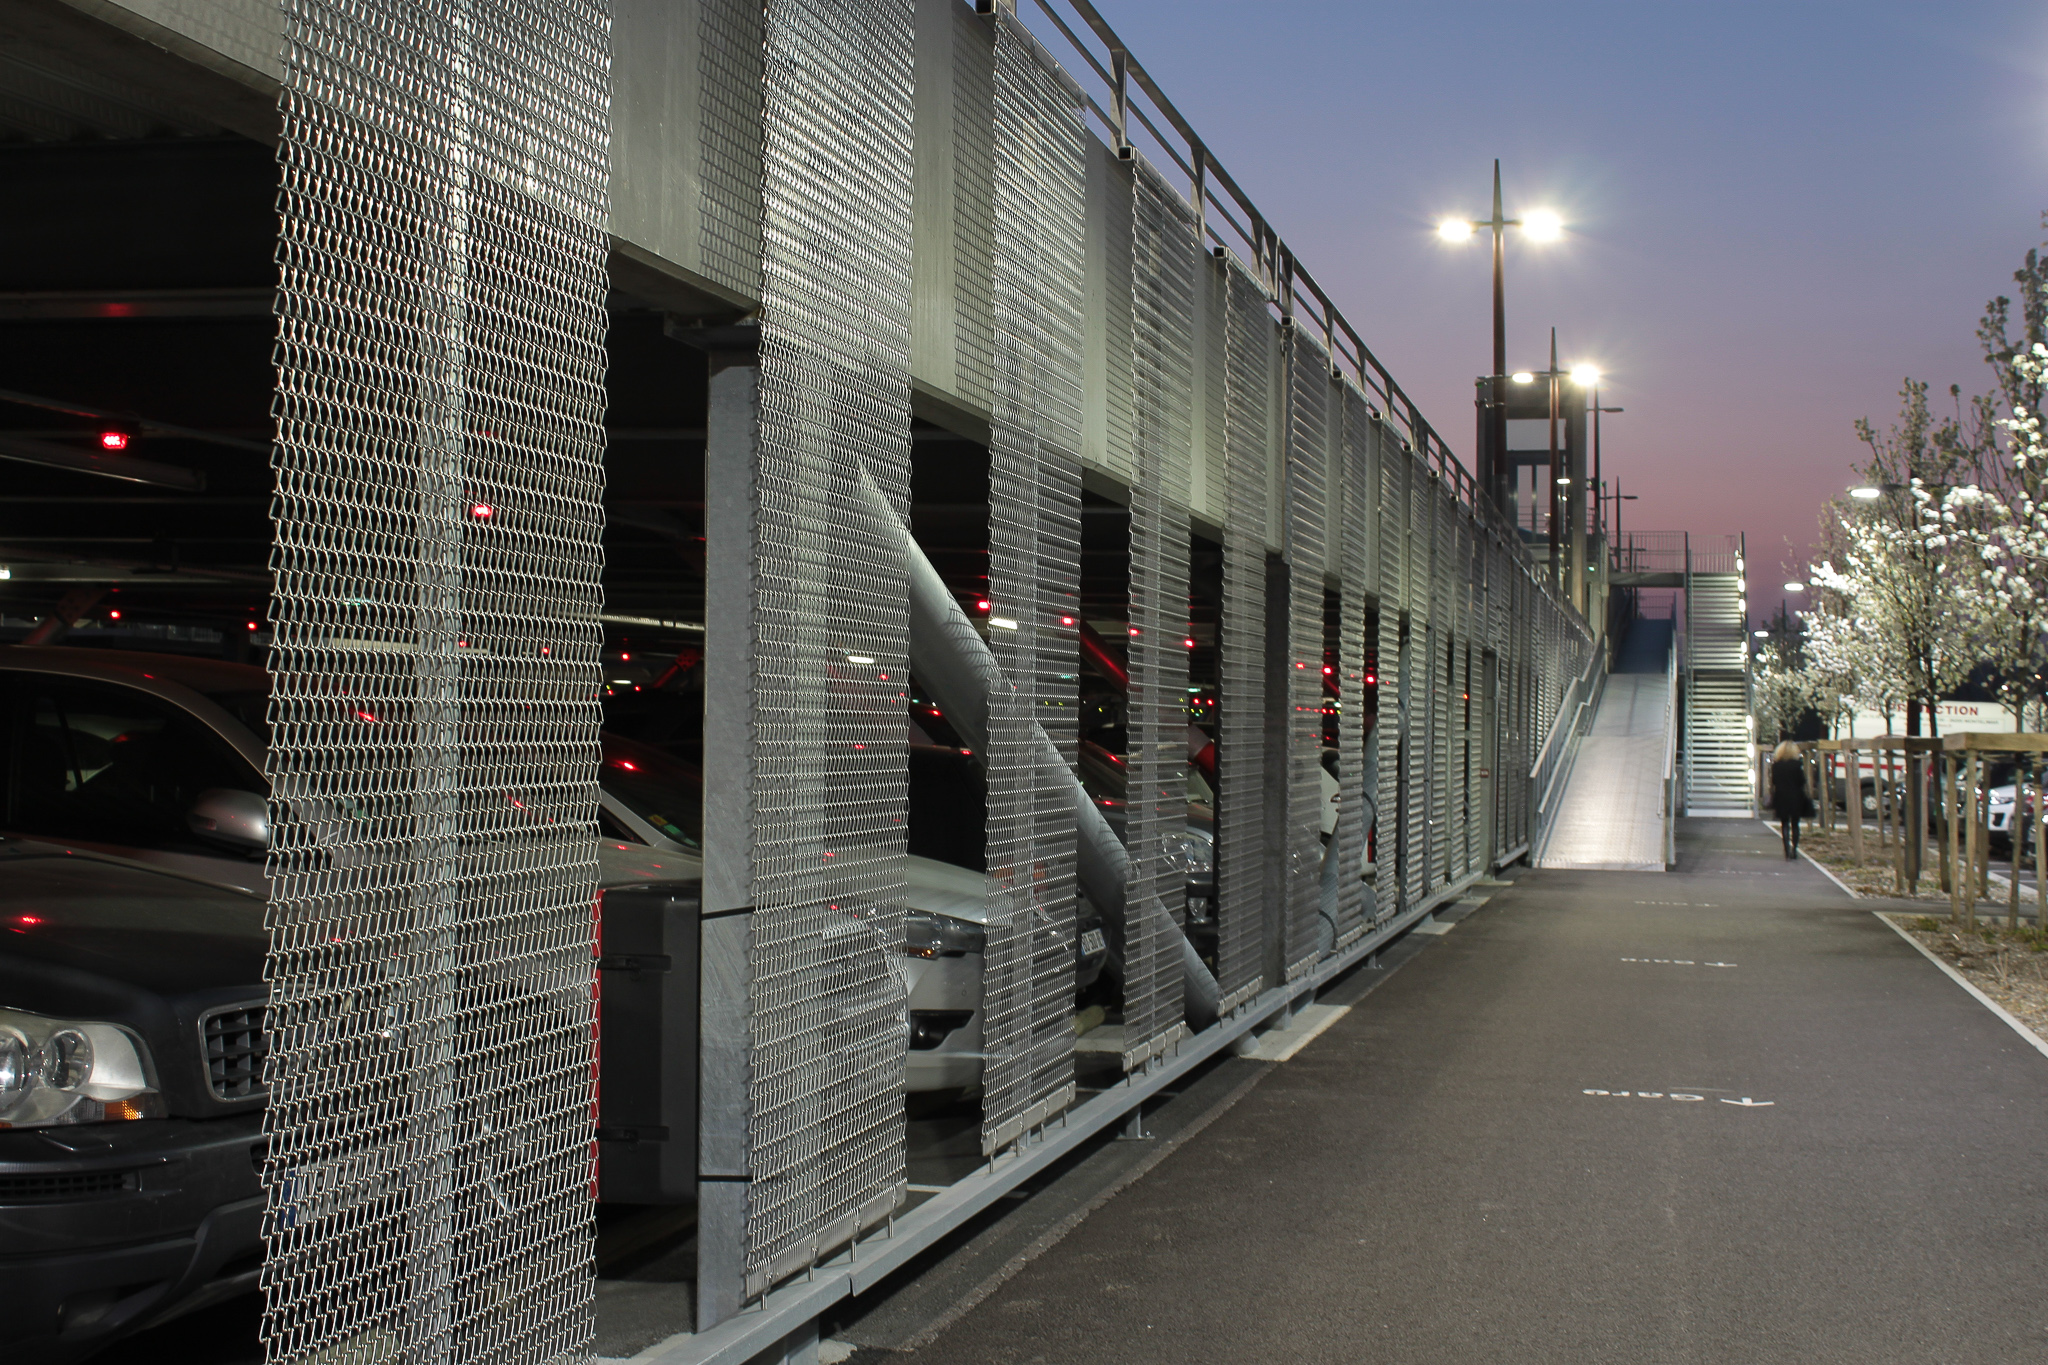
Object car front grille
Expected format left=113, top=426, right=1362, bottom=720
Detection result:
left=0, top=1170, right=133, bottom=1201
left=201, top=1002, right=268, bottom=1102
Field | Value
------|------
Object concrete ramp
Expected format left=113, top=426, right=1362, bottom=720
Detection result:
left=1536, top=673, right=1670, bottom=870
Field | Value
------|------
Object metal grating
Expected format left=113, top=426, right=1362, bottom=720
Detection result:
left=1281, top=328, right=1330, bottom=981
left=1329, top=386, right=1371, bottom=949
left=1122, top=155, right=1194, bottom=1070
left=978, top=11, right=1086, bottom=1157
left=1215, top=258, right=1271, bottom=1012
left=266, top=2, right=611, bottom=1362
left=1430, top=484, right=1454, bottom=891
left=747, top=0, right=916, bottom=1299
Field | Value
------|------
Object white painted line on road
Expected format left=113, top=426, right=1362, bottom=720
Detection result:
left=1632, top=900, right=1719, bottom=907
left=1873, top=912, right=2048, bottom=1062
left=1581, top=1089, right=1771, bottom=1106
left=1618, top=958, right=1736, bottom=967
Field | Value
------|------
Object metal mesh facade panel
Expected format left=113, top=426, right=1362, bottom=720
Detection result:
left=949, top=3, right=996, bottom=414
left=979, top=14, right=1085, bottom=1156
left=1402, top=454, right=1429, bottom=907
left=1215, top=259, right=1271, bottom=1012
left=1280, top=329, right=1329, bottom=980
left=267, top=2, right=610, bottom=1361
left=1330, top=386, right=1371, bottom=948
left=1429, top=486, right=1454, bottom=891
left=1122, top=157, right=1194, bottom=1068
left=698, top=0, right=764, bottom=300
left=747, top=0, right=915, bottom=1298
left=1375, top=429, right=1405, bottom=920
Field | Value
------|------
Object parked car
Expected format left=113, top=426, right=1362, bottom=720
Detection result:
left=0, top=647, right=1066, bottom=1099
left=0, top=839, right=267, bottom=1362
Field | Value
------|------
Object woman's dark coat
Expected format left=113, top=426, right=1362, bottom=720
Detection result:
left=1768, top=757, right=1811, bottom=818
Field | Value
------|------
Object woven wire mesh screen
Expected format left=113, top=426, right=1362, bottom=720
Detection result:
left=1122, top=156, right=1194, bottom=1069
left=1329, top=386, right=1371, bottom=948
left=1401, top=449, right=1429, bottom=909
left=1280, top=329, right=1330, bottom=980
left=698, top=0, right=763, bottom=300
left=1453, top=519, right=1474, bottom=880
left=949, top=4, right=996, bottom=413
left=747, top=0, right=915, bottom=1298
left=1215, top=259, right=1271, bottom=1012
left=266, top=2, right=609, bottom=1360
left=1375, top=431, right=1406, bottom=920
left=1429, top=486, right=1455, bottom=891
left=979, top=13, right=1085, bottom=1156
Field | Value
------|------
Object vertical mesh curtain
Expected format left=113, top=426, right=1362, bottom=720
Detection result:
left=1281, top=328, right=1330, bottom=981
left=1122, top=156, right=1194, bottom=1070
left=1215, top=260, right=1270, bottom=1013
left=697, top=0, right=763, bottom=299
left=266, top=2, right=609, bottom=1361
left=746, top=0, right=916, bottom=1299
left=1330, top=387, right=1371, bottom=948
left=979, top=14, right=1086, bottom=1157
left=1430, top=483, right=1454, bottom=891
left=1376, top=430, right=1407, bottom=919
left=949, top=4, right=996, bottom=412
left=1403, top=452, right=1429, bottom=909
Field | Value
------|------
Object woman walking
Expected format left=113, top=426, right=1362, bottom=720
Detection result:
left=1769, top=740, right=1810, bottom=860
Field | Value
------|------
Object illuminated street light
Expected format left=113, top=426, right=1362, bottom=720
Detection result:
left=1438, top=161, right=1563, bottom=515
left=1511, top=371, right=1535, bottom=384
left=1849, top=486, right=1883, bottom=500
left=1783, top=582, right=1804, bottom=593
left=1569, top=363, right=1601, bottom=386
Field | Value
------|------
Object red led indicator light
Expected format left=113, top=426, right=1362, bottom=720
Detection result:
left=470, top=503, right=494, bottom=520
left=99, top=431, right=129, bottom=451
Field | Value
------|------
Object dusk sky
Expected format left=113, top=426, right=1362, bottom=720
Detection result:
left=1061, top=1, right=2048, bottom=624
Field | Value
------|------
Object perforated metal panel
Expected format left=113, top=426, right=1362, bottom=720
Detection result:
left=1280, top=328, right=1329, bottom=980
left=979, top=11, right=1086, bottom=1156
left=1326, top=386, right=1370, bottom=948
left=1215, top=258, right=1271, bottom=1012
left=1122, top=156, right=1194, bottom=1069
left=747, top=0, right=916, bottom=1300
left=266, top=2, right=611, bottom=1361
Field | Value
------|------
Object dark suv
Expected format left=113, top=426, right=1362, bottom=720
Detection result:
left=1, top=839, right=267, bottom=1360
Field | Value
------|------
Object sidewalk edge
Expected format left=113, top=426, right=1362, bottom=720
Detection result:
left=1871, top=911, right=2048, bottom=1063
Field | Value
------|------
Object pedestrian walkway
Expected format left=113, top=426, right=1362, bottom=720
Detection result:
left=1537, top=673, right=1669, bottom=870
left=869, top=820, right=2048, bottom=1365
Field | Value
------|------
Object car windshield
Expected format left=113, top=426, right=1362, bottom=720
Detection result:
left=603, top=733, right=703, bottom=849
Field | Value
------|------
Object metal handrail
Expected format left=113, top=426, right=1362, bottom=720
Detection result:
left=1662, top=625, right=1679, bottom=867
left=1530, top=643, right=1607, bottom=857
left=1020, top=0, right=1591, bottom=636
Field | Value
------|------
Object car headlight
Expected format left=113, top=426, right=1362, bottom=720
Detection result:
left=1165, top=830, right=1213, bottom=881
left=903, top=910, right=985, bottom=959
left=0, top=1008, right=163, bottom=1128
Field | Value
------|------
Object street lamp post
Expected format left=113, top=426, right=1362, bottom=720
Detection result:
left=1439, top=163, right=1560, bottom=519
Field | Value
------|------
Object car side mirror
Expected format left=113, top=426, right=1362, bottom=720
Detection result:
left=187, top=788, right=268, bottom=855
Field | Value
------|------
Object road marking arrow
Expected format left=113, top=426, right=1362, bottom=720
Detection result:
left=1719, top=1097, right=1773, bottom=1107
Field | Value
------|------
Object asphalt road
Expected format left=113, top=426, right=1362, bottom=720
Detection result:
left=870, top=818, right=2048, bottom=1365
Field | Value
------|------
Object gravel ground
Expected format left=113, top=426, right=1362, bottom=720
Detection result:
left=1883, top=911, right=2048, bottom=1040
left=1794, top=825, right=1948, bottom=900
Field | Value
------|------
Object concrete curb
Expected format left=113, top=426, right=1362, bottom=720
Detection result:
left=1872, top=911, right=2048, bottom=1063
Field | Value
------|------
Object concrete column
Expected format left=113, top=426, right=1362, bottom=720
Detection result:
left=698, top=343, right=758, bottom=1330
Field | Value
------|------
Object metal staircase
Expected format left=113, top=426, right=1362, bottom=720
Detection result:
left=1610, top=531, right=1754, bottom=817
left=1683, top=537, right=1752, bottom=813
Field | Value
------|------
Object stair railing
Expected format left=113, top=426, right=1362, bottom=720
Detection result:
left=1662, top=625, right=1679, bottom=868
